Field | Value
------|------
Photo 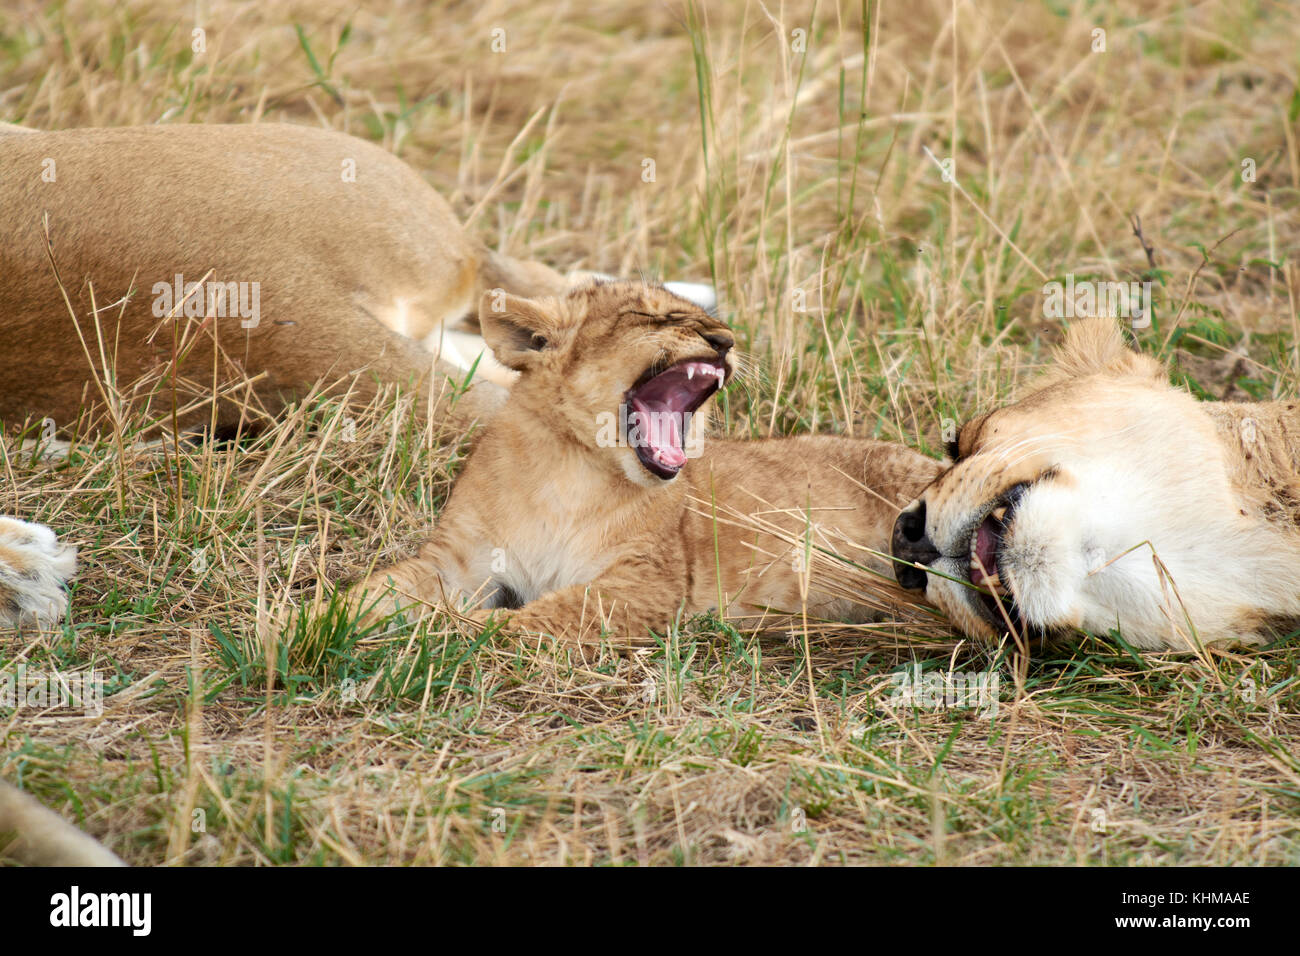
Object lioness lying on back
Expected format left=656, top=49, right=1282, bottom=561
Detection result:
left=891, top=317, right=1300, bottom=650
left=359, top=281, right=939, bottom=643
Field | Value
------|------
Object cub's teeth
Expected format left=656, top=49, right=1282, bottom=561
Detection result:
left=715, top=368, right=725, bottom=384
left=983, top=572, right=1001, bottom=590
left=992, top=506, right=1007, bottom=522
left=687, top=367, right=696, bottom=380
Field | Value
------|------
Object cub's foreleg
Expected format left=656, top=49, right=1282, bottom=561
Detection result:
left=355, top=532, right=491, bottom=625
left=494, top=558, right=687, bottom=647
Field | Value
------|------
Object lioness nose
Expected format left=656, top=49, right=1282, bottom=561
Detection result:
left=891, top=500, right=939, bottom=591
left=701, top=330, right=734, bottom=354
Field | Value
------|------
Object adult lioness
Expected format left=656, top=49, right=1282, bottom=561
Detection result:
left=891, top=317, right=1300, bottom=650
left=358, top=280, right=939, bottom=644
left=1, top=122, right=714, bottom=431
left=0, top=122, right=572, bottom=432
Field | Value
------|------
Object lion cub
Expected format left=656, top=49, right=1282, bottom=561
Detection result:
left=358, top=280, right=939, bottom=645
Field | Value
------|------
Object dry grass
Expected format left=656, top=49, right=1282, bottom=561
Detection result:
left=2, top=0, right=1298, bottom=865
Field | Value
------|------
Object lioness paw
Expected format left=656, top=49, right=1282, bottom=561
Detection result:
left=0, top=517, right=77, bottom=629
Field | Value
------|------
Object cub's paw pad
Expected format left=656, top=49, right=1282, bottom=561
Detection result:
left=0, top=517, right=77, bottom=629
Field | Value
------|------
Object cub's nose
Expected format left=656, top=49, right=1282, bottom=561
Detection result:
left=700, top=330, right=734, bottom=354
left=892, top=500, right=939, bottom=591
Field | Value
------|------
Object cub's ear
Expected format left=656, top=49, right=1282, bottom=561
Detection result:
left=478, top=291, right=565, bottom=371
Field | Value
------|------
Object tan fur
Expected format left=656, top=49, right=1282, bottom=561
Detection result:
left=0, top=518, right=83, bottom=867
left=0, top=516, right=75, bottom=628
left=0, top=123, right=571, bottom=432
left=0, top=779, right=123, bottom=866
left=893, top=318, right=1300, bottom=649
left=357, top=280, right=939, bottom=645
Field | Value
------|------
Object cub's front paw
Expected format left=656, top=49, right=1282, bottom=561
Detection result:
left=0, top=517, right=77, bottom=629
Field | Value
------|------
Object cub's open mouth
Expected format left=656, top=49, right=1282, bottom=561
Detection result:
left=969, top=482, right=1028, bottom=629
left=625, top=358, right=728, bottom=479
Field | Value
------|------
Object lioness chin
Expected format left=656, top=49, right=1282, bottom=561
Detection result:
left=358, top=280, right=939, bottom=645
left=891, top=317, right=1300, bottom=651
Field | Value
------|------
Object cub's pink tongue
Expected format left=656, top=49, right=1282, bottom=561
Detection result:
left=633, top=402, right=686, bottom=468
left=970, top=515, right=1000, bottom=585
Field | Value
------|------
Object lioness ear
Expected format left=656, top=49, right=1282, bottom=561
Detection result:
left=478, top=291, right=563, bottom=371
left=1055, top=317, right=1163, bottom=382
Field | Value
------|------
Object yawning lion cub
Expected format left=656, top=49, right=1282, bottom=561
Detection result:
left=892, top=317, right=1300, bottom=650
left=359, top=280, right=938, bottom=644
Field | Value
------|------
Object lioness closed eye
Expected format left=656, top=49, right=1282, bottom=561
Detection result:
left=357, top=280, right=940, bottom=645
left=891, top=317, right=1300, bottom=651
